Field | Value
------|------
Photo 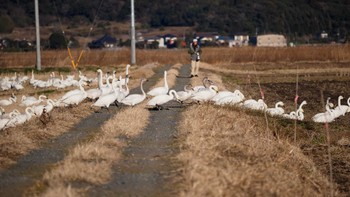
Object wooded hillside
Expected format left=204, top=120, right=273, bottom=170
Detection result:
left=0, top=0, right=349, bottom=38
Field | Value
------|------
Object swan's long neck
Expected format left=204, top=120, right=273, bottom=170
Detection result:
left=338, top=96, right=343, bottom=107
left=141, top=80, right=146, bottom=96
left=25, top=107, right=34, bottom=119
left=79, top=82, right=85, bottom=92
left=298, top=101, right=306, bottom=111
left=98, top=71, right=103, bottom=89
left=106, top=76, right=111, bottom=87
left=124, top=76, right=129, bottom=93
left=298, top=110, right=304, bottom=120
left=347, top=97, right=350, bottom=106
left=126, top=65, right=130, bottom=77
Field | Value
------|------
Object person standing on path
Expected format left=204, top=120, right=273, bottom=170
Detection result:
left=188, top=39, right=202, bottom=77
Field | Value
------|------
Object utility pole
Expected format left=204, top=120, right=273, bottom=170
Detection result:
left=130, top=0, right=136, bottom=65
left=34, top=0, right=41, bottom=71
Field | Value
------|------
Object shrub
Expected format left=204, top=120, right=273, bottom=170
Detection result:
left=0, top=14, right=15, bottom=33
left=49, top=32, right=67, bottom=49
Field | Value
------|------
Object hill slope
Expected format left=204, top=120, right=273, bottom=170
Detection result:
left=0, top=0, right=349, bottom=38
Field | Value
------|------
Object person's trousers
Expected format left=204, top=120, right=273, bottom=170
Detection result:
left=191, top=60, right=200, bottom=75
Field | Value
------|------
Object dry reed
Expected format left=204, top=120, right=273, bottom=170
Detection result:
left=176, top=104, right=335, bottom=196
left=1, top=45, right=350, bottom=69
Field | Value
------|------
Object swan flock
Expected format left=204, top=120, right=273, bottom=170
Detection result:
left=0, top=66, right=349, bottom=131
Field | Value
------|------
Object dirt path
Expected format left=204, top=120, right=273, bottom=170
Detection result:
left=88, top=65, right=190, bottom=196
left=0, top=64, right=173, bottom=196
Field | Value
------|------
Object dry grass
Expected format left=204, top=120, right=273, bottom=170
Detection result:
left=176, top=104, right=335, bottom=196
left=0, top=102, right=92, bottom=170
left=1, top=45, right=350, bottom=69
left=39, top=104, right=150, bottom=196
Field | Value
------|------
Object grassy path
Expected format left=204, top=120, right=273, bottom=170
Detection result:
left=88, top=64, right=190, bottom=196
left=0, top=64, right=169, bottom=196
left=0, top=110, right=116, bottom=196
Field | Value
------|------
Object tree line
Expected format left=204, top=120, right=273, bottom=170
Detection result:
left=0, top=0, right=349, bottom=39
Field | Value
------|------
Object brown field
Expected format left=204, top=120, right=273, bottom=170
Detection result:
left=1, top=44, right=350, bottom=69
left=0, top=45, right=350, bottom=196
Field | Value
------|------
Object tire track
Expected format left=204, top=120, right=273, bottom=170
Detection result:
left=88, top=64, right=191, bottom=196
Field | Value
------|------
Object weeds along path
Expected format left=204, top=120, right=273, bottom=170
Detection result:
left=88, top=64, right=190, bottom=196
left=0, top=63, right=168, bottom=196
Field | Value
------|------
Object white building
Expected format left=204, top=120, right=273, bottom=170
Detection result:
left=257, top=34, right=287, bottom=47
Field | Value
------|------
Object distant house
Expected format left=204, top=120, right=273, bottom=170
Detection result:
left=257, top=34, right=287, bottom=47
left=88, top=34, right=117, bottom=49
left=320, top=31, right=328, bottom=39
left=195, top=32, right=219, bottom=44
left=232, top=35, right=249, bottom=47
left=163, top=34, right=177, bottom=43
left=144, top=35, right=163, bottom=49
left=216, top=35, right=234, bottom=46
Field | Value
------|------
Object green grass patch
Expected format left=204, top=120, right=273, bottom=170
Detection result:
left=36, top=89, right=56, bottom=95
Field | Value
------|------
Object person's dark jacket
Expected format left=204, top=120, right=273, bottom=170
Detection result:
left=188, top=42, right=202, bottom=61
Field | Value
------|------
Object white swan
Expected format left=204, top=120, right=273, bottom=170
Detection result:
left=60, top=79, right=86, bottom=101
left=193, top=77, right=215, bottom=92
left=60, top=85, right=87, bottom=106
left=283, top=101, right=307, bottom=120
left=0, top=96, right=16, bottom=106
left=176, top=84, right=194, bottom=102
left=114, top=64, right=131, bottom=87
left=92, top=79, right=121, bottom=109
left=282, top=111, right=297, bottom=119
left=211, top=91, right=235, bottom=102
left=86, top=70, right=104, bottom=100
left=147, top=71, right=169, bottom=96
left=20, top=95, right=47, bottom=107
left=312, top=102, right=336, bottom=123
left=30, top=70, right=39, bottom=85
left=0, top=111, right=18, bottom=130
left=0, top=109, right=20, bottom=119
left=147, top=90, right=179, bottom=109
left=5, top=107, right=34, bottom=128
left=214, top=90, right=245, bottom=106
left=191, top=85, right=219, bottom=102
left=121, top=78, right=147, bottom=106
left=266, top=101, right=285, bottom=116
left=333, top=96, right=348, bottom=118
left=116, top=77, right=130, bottom=103
left=97, top=69, right=108, bottom=89
left=0, top=118, right=11, bottom=130
left=241, top=99, right=267, bottom=111
left=100, top=76, right=113, bottom=96
left=32, top=99, right=56, bottom=116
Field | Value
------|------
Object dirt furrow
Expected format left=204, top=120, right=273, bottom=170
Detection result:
left=88, top=64, right=191, bottom=196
